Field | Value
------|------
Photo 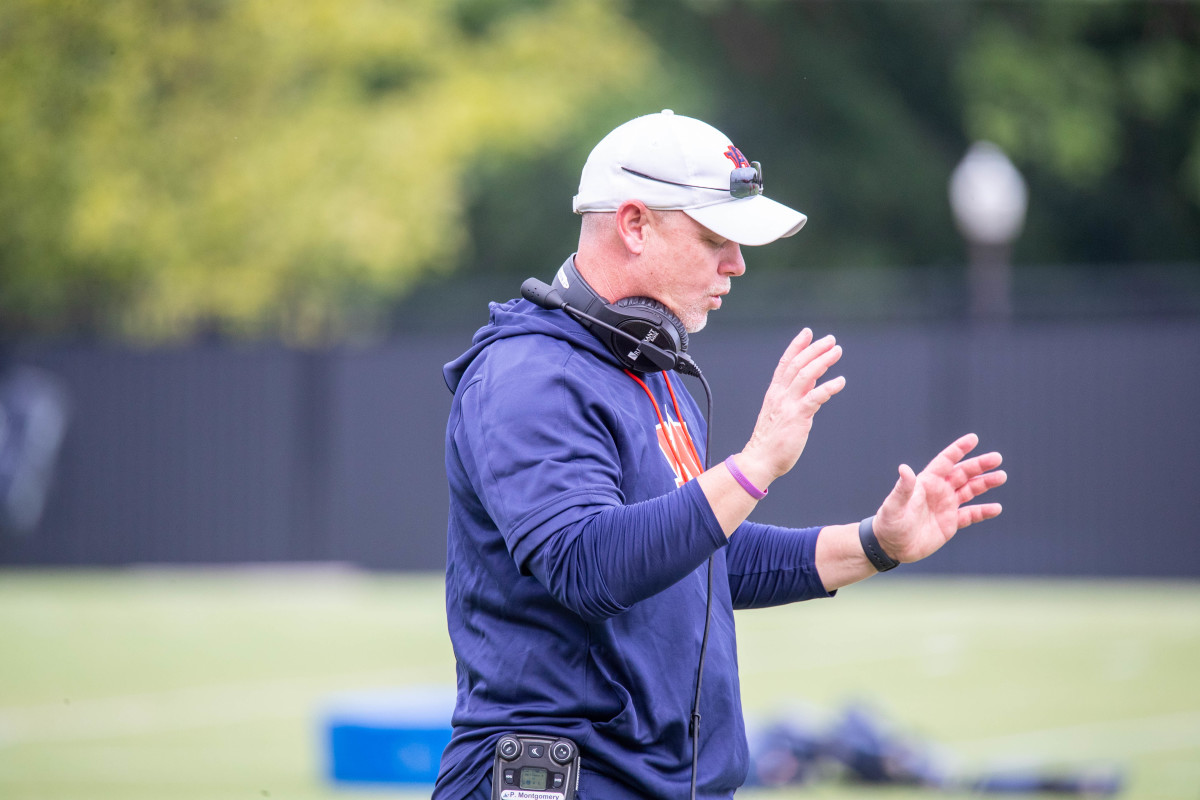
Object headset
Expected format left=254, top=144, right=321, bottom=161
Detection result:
left=521, top=260, right=714, bottom=800
left=520, top=259, right=702, bottom=378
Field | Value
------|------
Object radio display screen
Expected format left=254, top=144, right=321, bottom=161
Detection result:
left=519, top=767, right=548, bottom=790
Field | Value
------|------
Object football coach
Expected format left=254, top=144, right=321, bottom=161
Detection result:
left=435, top=110, right=1006, bottom=800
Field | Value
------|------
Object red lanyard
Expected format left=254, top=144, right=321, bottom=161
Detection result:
left=624, top=369, right=703, bottom=484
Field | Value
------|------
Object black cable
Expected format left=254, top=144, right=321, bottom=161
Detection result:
left=682, top=362, right=714, bottom=800
left=690, top=556, right=714, bottom=800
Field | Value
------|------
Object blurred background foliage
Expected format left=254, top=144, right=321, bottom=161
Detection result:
left=1, top=0, right=1197, bottom=342
left=0, top=0, right=657, bottom=340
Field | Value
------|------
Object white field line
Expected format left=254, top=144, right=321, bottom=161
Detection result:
left=5, top=672, right=1198, bottom=765
left=951, top=710, right=1200, bottom=761
left=0, top=669, right=444, bottom=747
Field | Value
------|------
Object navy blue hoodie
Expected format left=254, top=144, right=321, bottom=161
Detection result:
left=436, top=266, right=832, bottom=799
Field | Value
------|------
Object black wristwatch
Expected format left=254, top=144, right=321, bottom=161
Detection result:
left=859, top=516, right=900, bottom=572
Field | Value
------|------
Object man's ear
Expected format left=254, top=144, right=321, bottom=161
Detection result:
left=614, top=200, right=653, bottom=256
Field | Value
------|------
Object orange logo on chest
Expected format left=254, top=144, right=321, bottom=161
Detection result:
left=655, top=417, right=703, bottom=487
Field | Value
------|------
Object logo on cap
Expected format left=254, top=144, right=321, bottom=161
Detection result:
left=723, top=145, right=751, bottom=169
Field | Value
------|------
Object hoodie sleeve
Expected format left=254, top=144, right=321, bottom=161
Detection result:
left=725, top=521, right=835, bottom=609
left=524, top=480, right=726, bottom=621
left=452, top=345, right=726, bottom=622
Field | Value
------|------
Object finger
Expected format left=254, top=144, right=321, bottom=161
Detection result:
left=800, top=374, right=846, bottom=413
left=955, top=469, right=1008, bottom=504
left=925, top=433, right=981, bottom=476
left=949, top=451, right=1003, bottom=486
left=957, top=502, right=1003, bottom=529
left=783, top=335, right=841, bottom=387
left=780, top=334, right=838, bottom=388
left=789, top=343, right=842, bottom=392
left=771, top=328, right=813, bottom=387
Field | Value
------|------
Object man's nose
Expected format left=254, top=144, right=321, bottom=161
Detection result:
left=722, top=243, right=746, bottom=276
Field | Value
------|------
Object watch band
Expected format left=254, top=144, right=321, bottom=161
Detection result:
left=859, top=516, right=900, bottom=572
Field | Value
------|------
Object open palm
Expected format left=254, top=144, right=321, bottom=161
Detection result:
left=873, top=433, right=1007, bottom=564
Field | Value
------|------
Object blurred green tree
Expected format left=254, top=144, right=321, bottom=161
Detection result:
left=958, top=1, right=1200, bottom=264
left=5, top=1, right=1197, bottom=340
left=0, top=0, right=653, bottom=341
left=461, top=1, right=1200, bottom=290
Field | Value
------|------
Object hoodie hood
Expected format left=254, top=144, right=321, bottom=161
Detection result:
left=443, top=290, right=618, bottom=394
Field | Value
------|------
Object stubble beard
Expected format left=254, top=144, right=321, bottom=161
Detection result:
left=682, top=308, right=709, bottom=334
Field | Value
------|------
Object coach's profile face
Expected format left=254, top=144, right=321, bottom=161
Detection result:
left=614, top=201, right=746, bottom=334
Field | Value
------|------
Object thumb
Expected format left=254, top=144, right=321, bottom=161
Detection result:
left=892, top=463, right=917, bottom=504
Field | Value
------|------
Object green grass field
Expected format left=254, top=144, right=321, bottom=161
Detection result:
left=1, top=569, right=1197, bottom=799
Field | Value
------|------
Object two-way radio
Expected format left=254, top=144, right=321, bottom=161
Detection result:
left=491, top=734, right=581, bottom=800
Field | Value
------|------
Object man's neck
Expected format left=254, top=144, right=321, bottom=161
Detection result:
left=572, top=251, right=628, bottom=304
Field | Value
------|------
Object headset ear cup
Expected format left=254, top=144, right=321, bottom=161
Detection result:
left=614, top=297, right=689, bottom=354
left=549, top=257, right=688, bottom=372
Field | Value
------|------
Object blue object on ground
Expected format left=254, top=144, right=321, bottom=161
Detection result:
left=322, top=685, right=455, bottom=785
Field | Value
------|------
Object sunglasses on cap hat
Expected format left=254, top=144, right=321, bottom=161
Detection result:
left=621, top=161, right=764, bottom=200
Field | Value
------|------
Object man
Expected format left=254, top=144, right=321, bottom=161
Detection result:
left=436, top=110, right=1005, bottom=799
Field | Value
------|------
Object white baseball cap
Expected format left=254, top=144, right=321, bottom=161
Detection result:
left=572, top=110, right=807, bottom=246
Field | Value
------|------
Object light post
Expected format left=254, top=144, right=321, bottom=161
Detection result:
left=948, top=141, right=1028, bottom=321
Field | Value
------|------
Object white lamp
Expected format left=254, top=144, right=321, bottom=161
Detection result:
left=949, top=141, right=1028, bottom=319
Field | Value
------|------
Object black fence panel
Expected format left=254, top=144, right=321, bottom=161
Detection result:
left=2, top=319, right=1198, bottom=577
left=323, top=337, right=460, bottom=570
left=1, top=346, right=302, bottom=564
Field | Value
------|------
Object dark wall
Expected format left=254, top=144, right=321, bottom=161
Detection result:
left=3, top=319, right=1198, bottom=576
left=689, top=319, right=1200, bottom=577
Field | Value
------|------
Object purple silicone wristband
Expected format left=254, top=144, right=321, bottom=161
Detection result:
left=724, top=456, right=767, bottom=500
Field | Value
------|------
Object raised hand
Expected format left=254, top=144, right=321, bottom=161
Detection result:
left=872, top=433, right=1007, bottom=564
left=740, top=328, right=846, bottom=485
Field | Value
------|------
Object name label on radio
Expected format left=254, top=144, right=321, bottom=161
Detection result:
left=499, top=791, right=563, bottom=800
